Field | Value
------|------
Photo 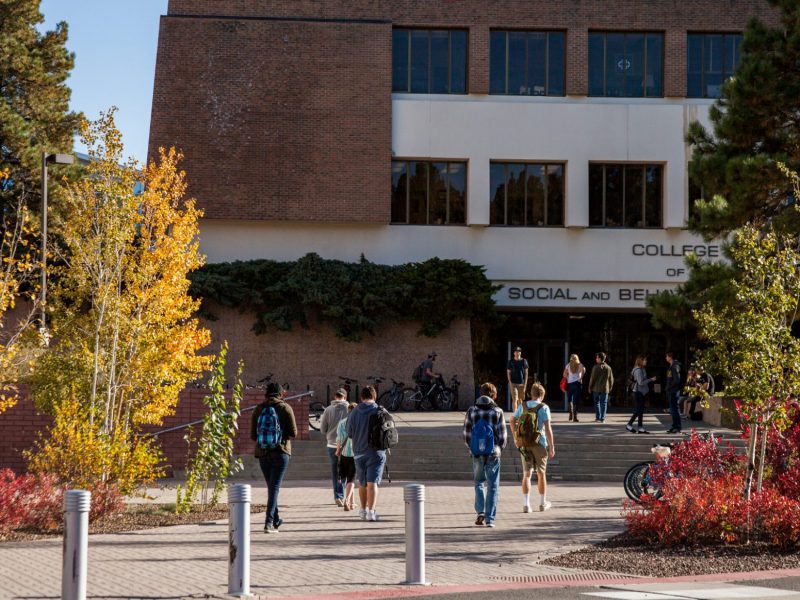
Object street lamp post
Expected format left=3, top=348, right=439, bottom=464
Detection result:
left=41, top=152, right=74, bottom=338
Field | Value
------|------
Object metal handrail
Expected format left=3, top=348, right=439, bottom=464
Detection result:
left=147, top=390, right=315, bottom=438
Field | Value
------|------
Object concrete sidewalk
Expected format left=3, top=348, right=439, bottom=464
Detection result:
left=0, top=479, right=628, bottom=599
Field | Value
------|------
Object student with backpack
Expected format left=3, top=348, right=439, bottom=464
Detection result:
left=463, top=382, right=507, bottom=527
left=250, top=382, right=298, bottom=534
left=346, top=385, right=398, bottom=522
left=510, top=383, right=555, bottom=512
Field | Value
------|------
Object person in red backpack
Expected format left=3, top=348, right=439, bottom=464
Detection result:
left=250, top=383, right=297, bottom=533
left=463, top=382, right=507, bottom=527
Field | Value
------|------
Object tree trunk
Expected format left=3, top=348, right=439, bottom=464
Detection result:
left=744, top=423, right=758, bottom=502
left=757, top=422, right=769, bottom=492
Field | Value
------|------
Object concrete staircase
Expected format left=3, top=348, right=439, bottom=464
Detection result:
left=236, top=412, right=747, bottom=483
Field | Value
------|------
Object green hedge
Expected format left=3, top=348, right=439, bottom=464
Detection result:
left=189, top=253, right=501, bottom=341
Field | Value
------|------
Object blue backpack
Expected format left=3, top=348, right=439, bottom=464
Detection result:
left=257, top=405, right=282, bottom=450
left=470, top=413, right=495, bottom=457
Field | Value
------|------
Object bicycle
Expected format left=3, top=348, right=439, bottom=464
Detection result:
left=400, top=375, right=450, bottom=411
left=623, top=431, right=717, bottom=502
left=338, top=375, right=359, bottom=403
left=377, top=378, right=406, bottom=412
left=443, top=375, right=461, bottom=411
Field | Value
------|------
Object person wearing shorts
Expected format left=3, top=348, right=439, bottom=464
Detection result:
left=345, top=386, right=386, bottom=522
left=510, top=383, right=556, bottom=512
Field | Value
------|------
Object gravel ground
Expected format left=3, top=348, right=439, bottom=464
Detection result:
left=543, top=532, right=800, bottom=577
left=0, top=503, right=267, bottom=543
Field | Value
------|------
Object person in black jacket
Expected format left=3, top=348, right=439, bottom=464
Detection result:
left=665, top=352, right=684, bottom=434
left=250, top=383, right=298, bottom=533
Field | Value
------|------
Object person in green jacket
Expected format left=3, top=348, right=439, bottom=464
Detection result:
left=250, top=383, right=297, bottom=533
left=588, top=352, right=614, bottom=423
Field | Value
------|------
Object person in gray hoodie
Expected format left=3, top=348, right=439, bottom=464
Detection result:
left=320, top=389, right=350, bottom=506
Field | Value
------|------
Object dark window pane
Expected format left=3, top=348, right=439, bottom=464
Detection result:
left=490, top=31, right=507, bottom=94
left=490, top=163, right=507, bottom=225
left=430, top=31, right=449, bottom=93
left=589, top=164, right=604, bottom=225
left=705, top=34, right=723, bottom=97
left=527, top=164, right=546, bottom=226
left=548, top=32, right=565, bottom=95
left=624, top=165, right=644, bottom=227
left=528, top=33, right=547, bottom=95
left=625, top=33, right=645, bottom=97
left=687, top=34, right=703, bottom=97
left=588, top=33, right=605, bottom=95
left=507, top=163, right=526, bottom=226
left=546, top=164, right=564, bottom=226
left=448, top=163, right=466, bottom=224
left=391, top=161, right=408, bottom=223
left=410, top=30, right=429, bottom=93
left=606, top=33, right=626, bottom=97
left=508, top=32, right=527, bottom=95
left=450, top=30, right=468, bottom=93
left=429, top=162, right=448, bottom=224
left=392, top=30, right=409, bottom=92
left=724, top=33, right=742, bottom=76
left=732, top=34, right=742, bottom=71
left=645, top=34, right=663, bottom=96
left=408, top=161, right=428, bottom=224
left=645, top=165, right=662, bottom=227
left=605, top=165, right=624, bottom=226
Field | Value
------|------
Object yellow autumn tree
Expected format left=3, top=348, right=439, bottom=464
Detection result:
left=27, top=110, right=211, bottom=491
left=0, top=166, right=46, bottom=414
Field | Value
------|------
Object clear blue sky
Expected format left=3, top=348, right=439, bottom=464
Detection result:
left=39, top=0, right=168, bottom=164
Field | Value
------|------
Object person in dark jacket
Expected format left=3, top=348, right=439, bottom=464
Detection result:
left=250, top=382, right=298, bottom=533
left=665, top=352, right=684, bottom=434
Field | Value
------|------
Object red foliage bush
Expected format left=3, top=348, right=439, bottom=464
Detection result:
left=647, top=430, right=742, bottom=490
left=0, top=469, right=124, bottom=532
left=750, top=486, right=800, bottom=550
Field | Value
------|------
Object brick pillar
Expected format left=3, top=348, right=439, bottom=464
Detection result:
left=664, top=29, right=686, bottom=98
left=470, top=24, right=489, bottom=95
left=566, top=27, right=587, bottom=96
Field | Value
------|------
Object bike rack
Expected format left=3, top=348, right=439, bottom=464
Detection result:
left=146, top=391, right=315, bottom=438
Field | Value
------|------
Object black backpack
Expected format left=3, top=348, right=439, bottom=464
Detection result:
left=368, top=407, right=399, bottom=450
left=412, top=362, right=424, bottom=383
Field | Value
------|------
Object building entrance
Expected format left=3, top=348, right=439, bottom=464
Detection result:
left=479, top=312, right=693, bottom=412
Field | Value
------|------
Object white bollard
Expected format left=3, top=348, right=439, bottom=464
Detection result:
left=403, top=483, right=430, bottom=586
left=228, top=484, right=252, bottom=597
left=62, top=489, right=91, bottom=600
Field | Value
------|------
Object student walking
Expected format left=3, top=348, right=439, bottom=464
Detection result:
left=588, top=352, right=614, bottom=423
left=250, top=383, right=298, bottom=533
left=510, top=383, right=555, bottom=512
left=335, top=402, right=357, bottom=511
left=463, top=382, right=507, bottom=527
left=320, top=388, right=349, bottom=506
left=563, top=354, right=585, bottom=422
left=626, top=355, right=657, bottom=434
left=507, top=347, right=529, bottom=411
left=346, top=386, right=387, bottom=522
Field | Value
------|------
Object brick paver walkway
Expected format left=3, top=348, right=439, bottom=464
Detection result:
left=0, top=480, right=627, bottom=599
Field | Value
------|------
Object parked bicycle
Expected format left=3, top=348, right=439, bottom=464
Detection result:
left=338, top=375, right=359, bottom=402
left=623, top=431, right=717, bottom=502
left=377, top=378, right=406, bottom=412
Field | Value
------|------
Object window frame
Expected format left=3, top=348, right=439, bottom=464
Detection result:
left=588, top=31, right=665, bottom=98
left=489, top=29, right=567, bottom=96
left=392, top=28, right=469, bottom=94
left=489, top=160, right=566, bottom=227
left=686, top=32, right=743, bottom=98
left=588, top=163, right=664, bottom=229
left=391, top=159, right=468, bottom=226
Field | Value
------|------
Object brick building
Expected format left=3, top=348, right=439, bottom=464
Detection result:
left=148, top=0, right=779, bottom=410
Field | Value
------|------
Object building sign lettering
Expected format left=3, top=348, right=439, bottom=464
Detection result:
left=631, top=243, right=719, bottom=258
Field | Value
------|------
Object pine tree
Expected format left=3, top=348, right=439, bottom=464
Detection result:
left=0, top=0, right=79, bottom=192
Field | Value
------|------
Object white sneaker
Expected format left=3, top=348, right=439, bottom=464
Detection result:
left=359, top=508, right=367, bottom=520
left=523, top=505, right=531, bottom=513
left=367, top=510, right=380, bottom=522
left=539, top=501, right=552, bottom=512
left=625, top=424, right=634, bottom=432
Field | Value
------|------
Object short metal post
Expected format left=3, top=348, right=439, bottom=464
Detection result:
left=228, top=484, right=252, bottom=597
left=403, top=484, right=429, bottom=586
left=62, top=489, right=90, bottom=600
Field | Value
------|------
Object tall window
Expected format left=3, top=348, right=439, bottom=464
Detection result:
left=391, top=161, right=466, bottom=225
left=392, top=29, right=468, bottom=94
left=687, top=33, right=742, bottom=98
left=489, top=31, right=565, bottom=96
left=589, top=164, right=662, bottom=228
left=490, top=162, right=564, bottom=226
left=588, top=32, right=663, bottom=97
